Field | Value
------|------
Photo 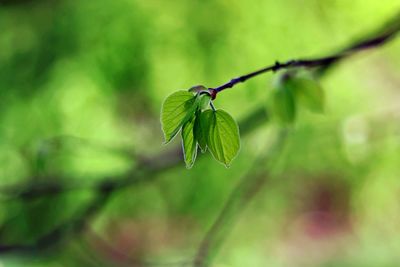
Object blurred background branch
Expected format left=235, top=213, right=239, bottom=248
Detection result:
left=193, top=129, right=288, bottom=267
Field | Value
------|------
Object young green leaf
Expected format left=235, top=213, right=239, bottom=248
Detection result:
left=161, top=90, right=198, bottom=143
left=181, top=115, right=198, bottom=168
left=289, top=76, right=324, bottom=113
left=272, top=78, right=296, bottom=124
left=194, top=110, right=207, bottom=152
left=201, top=109, right=240, bottom=167
left=199, top=94, right=211, bottom=110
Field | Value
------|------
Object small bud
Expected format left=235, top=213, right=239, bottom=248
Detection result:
left=189, top=85, right=207, bottom=93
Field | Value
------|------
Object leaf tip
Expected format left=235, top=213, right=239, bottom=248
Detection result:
left=185, top=163, right=193, bottom=169
left=162, top=135, right=172, bottom=145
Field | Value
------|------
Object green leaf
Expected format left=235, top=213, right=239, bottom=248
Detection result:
left=202, top=109, right=240, bottom=167
left=289, top=76, right=324, bottom=113
left=272, top=78, right=296, bottom=124
left=199, top=94, right=211, bottom=110
left=161, top=90, right=198, bottom=143
left=181, top=115, right=198, bottom=168
left=194, top=110, right=207, bottom=152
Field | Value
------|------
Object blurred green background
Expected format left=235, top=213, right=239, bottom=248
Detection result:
left=1, top=0, right=400, bottom=266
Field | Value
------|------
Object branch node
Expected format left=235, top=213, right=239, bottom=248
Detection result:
left=272, top=61, right=281, bottom=72
left=208, top=88, right=218, bottom=100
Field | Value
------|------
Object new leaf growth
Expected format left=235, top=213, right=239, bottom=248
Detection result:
left=161, top=87, right=240, bottom=168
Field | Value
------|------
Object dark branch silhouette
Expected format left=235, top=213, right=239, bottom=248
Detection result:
left=209, top=11, right=400, bottom=98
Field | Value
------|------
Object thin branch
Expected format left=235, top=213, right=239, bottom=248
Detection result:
left=210, top=11, right=400, bottom=97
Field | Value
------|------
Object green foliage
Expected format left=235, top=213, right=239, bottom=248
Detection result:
left=271, top=70, right=325, bottom=124
left=161, top=89, right=240, bottom=168
left=163, top=71, right=321, bottom=168
left=161, top=90, right=198, bottom=143
left=181, top=116, right=198, bottom=168
left=272, top=74, right=297, bottom=124
left=201, top=109, right=240, bottom=167
left=289, top=72, right=325, bottom=113
left=2, top=1, right=399, bottom=264
left=194, top=110, right=208, bottom=152
left=199, top=93, right=212, bottom=110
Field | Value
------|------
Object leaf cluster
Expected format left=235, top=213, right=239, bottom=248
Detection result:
left=161, top=86, right=240, bottom=168
left=271, top=70, right=325, bottom=124
left=161, top=70, right=324, bottom=168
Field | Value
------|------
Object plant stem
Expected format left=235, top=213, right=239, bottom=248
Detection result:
left=211, top=11, right=400, bottom=97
